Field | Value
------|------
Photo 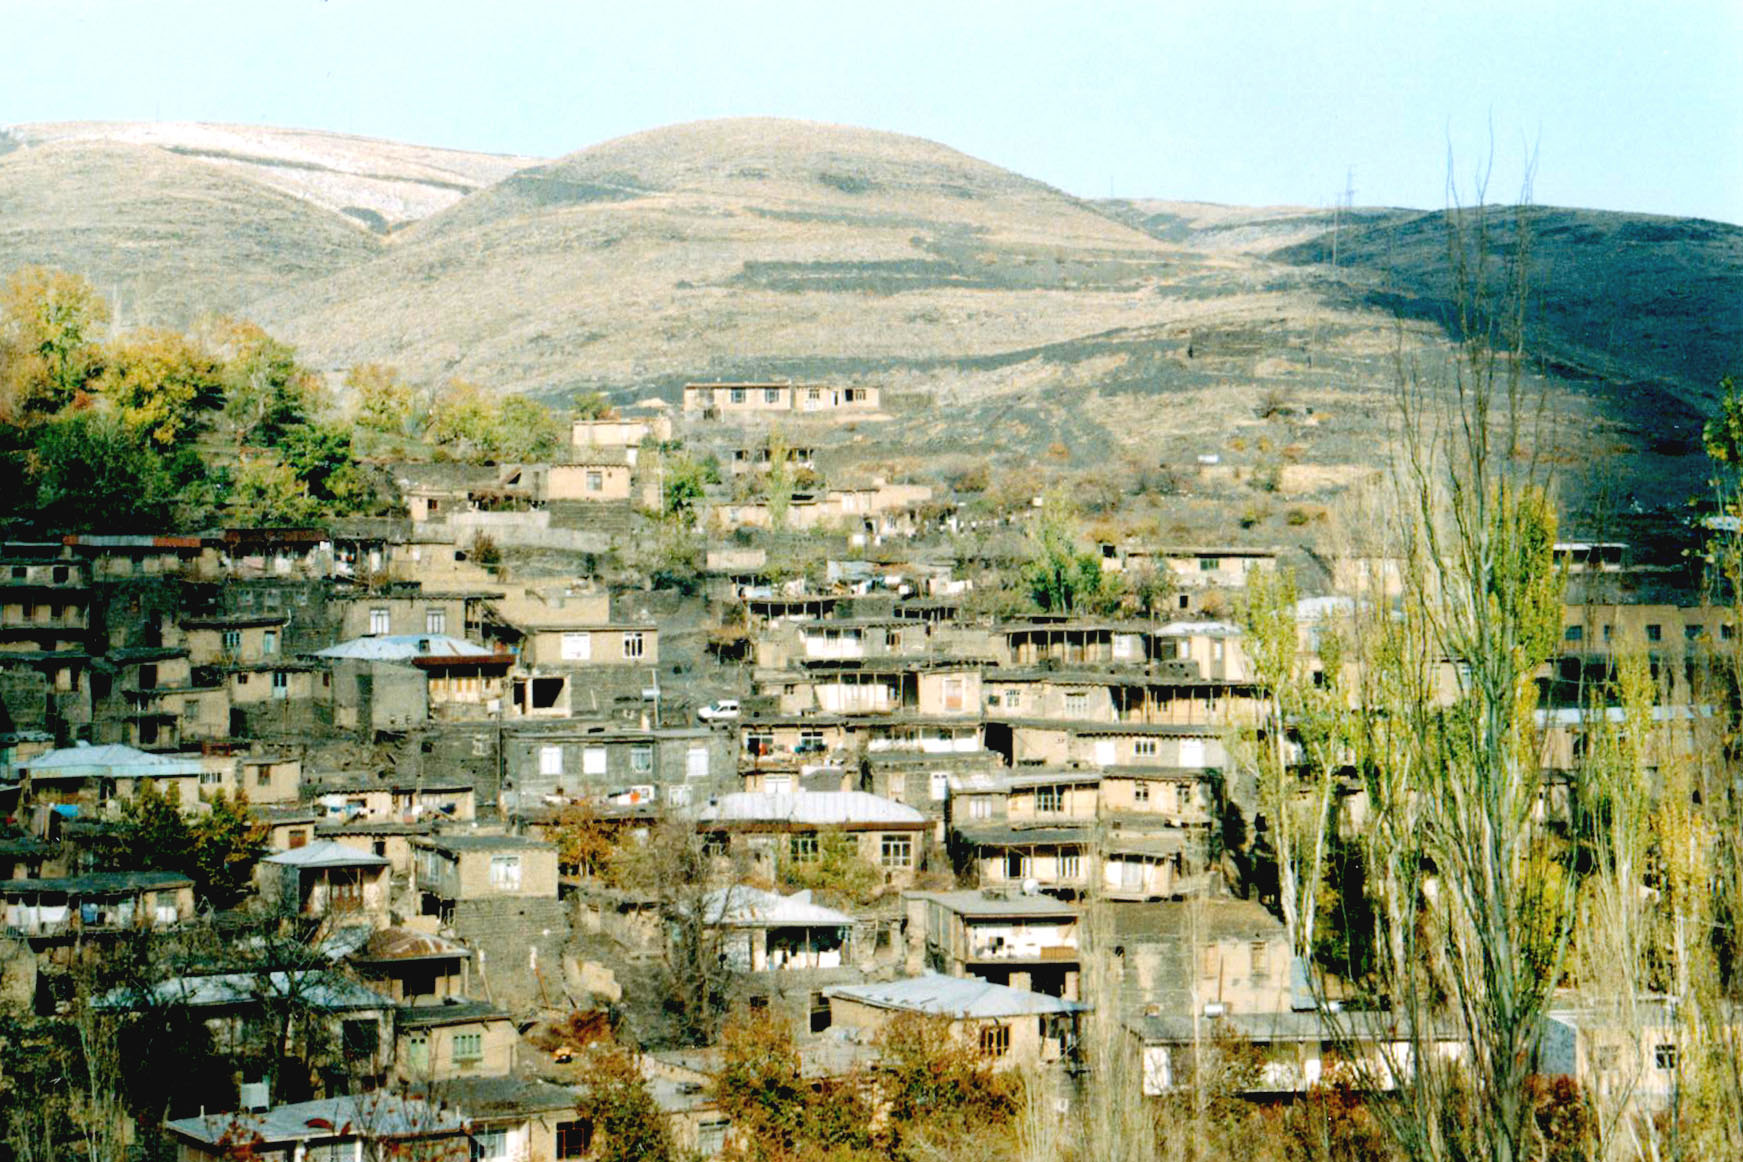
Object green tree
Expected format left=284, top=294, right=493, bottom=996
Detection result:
left=29, top=408, right=177, bottom=532
left=117, top=781, right=193, bottom=873
left=209, top=319, right=322, bottom=448
left=187, top=792, right=269, bottom=911
left=345, top=363, right=415, bottom=436
left=574, top=1046, right=672, bottom=1162
left=229, top=454, right=321, bottom=526
left=661, top=452, right=712, bottom=527
left=98, top=327, right=224, bottom=447
left=0, top=265, right=110, bottom=418
left=1022, top=492, right=1118, bottom=614
left=278, top=421, right=369, bottom=510
left=491, top=394, right=563, bottom=461
left=572, top=389, right=615, bottom=419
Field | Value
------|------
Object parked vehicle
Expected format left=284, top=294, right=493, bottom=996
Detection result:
left=697, top=699, right=741, bottom=722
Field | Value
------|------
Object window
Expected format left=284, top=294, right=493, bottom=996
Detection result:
left=930, top=772, right=949, bottom=801
left=470, top=1130, right=507, bottom=1162
left=968, top=797, right=992, bottom=819
left=200, top=769, right=223, bottom=786
left=1686, top=624, right=1705, bottom=641
left=1005, top=689, right=1020, bottom=710
left=880, top=835, right=913, bottom=869
left=8, top=566, right=22, bottom=579
left=287, top=828, right=309, bottom=849
left=369, top=608, right=390, bottom=635
left=1646, top=624, right=1663, bottom=642
left=730, top=388, right=746, bottom=404
left=1725, top=624, right=1737, bottom=641
left=426, top=609, right=446, bottom=635
left=221, top=629, right=241, bottom=652
left=271, top=671, right=289, bottom=699
left=489, top=855, right=522, bottom=891
left=1603, top=625, right=1614, bottom=642
left=1134, top=782, right=1150, bottom=804
left=263, top=629, right=279, bottom=655
left=540, top=746, right=564, bottom=776
left=697, top=1119, right=730, bottom=1157
left=630, top=745, right=653, bottom=773
left=1134, top=739, right=1157, bottom=757
left=51, top=565, right=68, bottom=583
left=583, top=746, right=607, bottom=776
left=1198, top=558, right=1218, bottom=571
left=686, top=747, right=709, bottom=779
left=941, top=676, right=964, bottom=712
left=555, top=1120, right=593, bottom=1160
left=1060, top=852, right=1081, bottom=880
left=1250, top=941, right=1270, bottom=978
left=1655, top=1043, right=1679, bottom=1071
left=256, top=765, right=273, bottom=787
left=1064, top=691, right=1088, bottom=716
left=561, top=632, right=592, bottom=661
left=790, top=833, right=820, bottom=863
left=341, top=1019, right=379, bottom=1061
left=622, top=632, right=645, bottom=659
left=764, top=388, right=781, bottom=404
left=979, top=1024, right=1010, bottom=1059
left=1564, top=625, right=1583, bottom=642
left=1035, top=785, right=1062, bottom=813
left=586, top=470, right=603, bottom=493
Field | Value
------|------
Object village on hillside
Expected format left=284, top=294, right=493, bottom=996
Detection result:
left=2, top=350, right=1739, bottom=1161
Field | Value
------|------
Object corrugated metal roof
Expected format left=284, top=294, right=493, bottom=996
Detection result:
left=96, top=970, right=393, bottom=1012
left=702, top=885, right=853, bottom=927
left=826, top=973, right=1086, bottom=1019
left=699, top=791, right=924, bottom=826
left=263, top=840, right=390, bottom=868
left=166, top=1095, right=462, bottom=1146
left=19, top=742, right=203, bottom=776
left=312, top=634, right=497, bottom=661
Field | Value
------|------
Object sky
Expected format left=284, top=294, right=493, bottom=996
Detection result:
left=5, top=0, right=1741, bottom=224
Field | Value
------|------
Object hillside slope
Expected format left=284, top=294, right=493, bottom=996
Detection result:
left=0, top=138, right=384, bottom=327
left=10, top=121, right=535, bottom=232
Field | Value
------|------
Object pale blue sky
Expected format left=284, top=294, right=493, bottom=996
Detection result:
left=6, top=0, right=1740, bottom=223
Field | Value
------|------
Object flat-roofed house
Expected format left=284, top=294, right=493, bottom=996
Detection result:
left=259, top=840, right=391, bottom=921
left=904, top=889, right=1081, bottom=1000
left=826, top=973, right=1085, bottom=1071
left=698, top=791, right=929, bottom=889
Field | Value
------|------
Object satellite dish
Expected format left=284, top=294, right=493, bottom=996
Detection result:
left=1021, top=878, right=1041, bottom=896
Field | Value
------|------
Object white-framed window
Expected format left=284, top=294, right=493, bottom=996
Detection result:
left=930, top=772, right=949, bottom=801
left=790, top=833, right=820, bottom=863
left=539, top=746, right=563, bottom=776
left=1064, top=691, right=1088, bottom=716
left=221, top=629, right=241, bottom=652
left=622, top=632, right=645, bottom=659
left=489, top=854, right=522, bottom=891
left=583, top=746, right=607, bottom=776
left=1134, top=782, right=1150, bottom=804
left=941, top=676, right=964, bottom=712
left=470, top=1129, right=508, bottom=1162
left=1035, top=785, right=1062, bottom=813
left=561, top=632, right=592, bottom=661
left=665, top=784, right=692, bottom=807
left=452, top=1031, right=483, bottom=1063
left=968, top=797, right=992, bottom=820
left=686, top=747, right=709, bottom=779
left=1060, top=852, right=1081, bottom=880
left=426, top=608, right=446, bottom=635
left=586, top=470, right=603, bottom=493
left=730, top=388, right=746, bottom=404
left=1005, top=689, right=1020, bottom=710
left=261, top=629, right=278, bottom=655
left=764, top=388, right=781, bottom=404
left=1134, top=739, right=1157, bottom=757
left=630, top=745, right=653, bottom=773
left=880, top=835, right=913, bottom=869
left=369, top=608, right=390, bottom=635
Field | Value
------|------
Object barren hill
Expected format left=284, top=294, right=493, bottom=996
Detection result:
left=0, top=116, right=1732, bottom=521
left=10, top=121, right=535, bottom=232
left=0, top=137, right=383, bottom=327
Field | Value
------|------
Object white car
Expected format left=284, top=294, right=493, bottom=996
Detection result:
left=697, top=699, right=741, bottom=722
